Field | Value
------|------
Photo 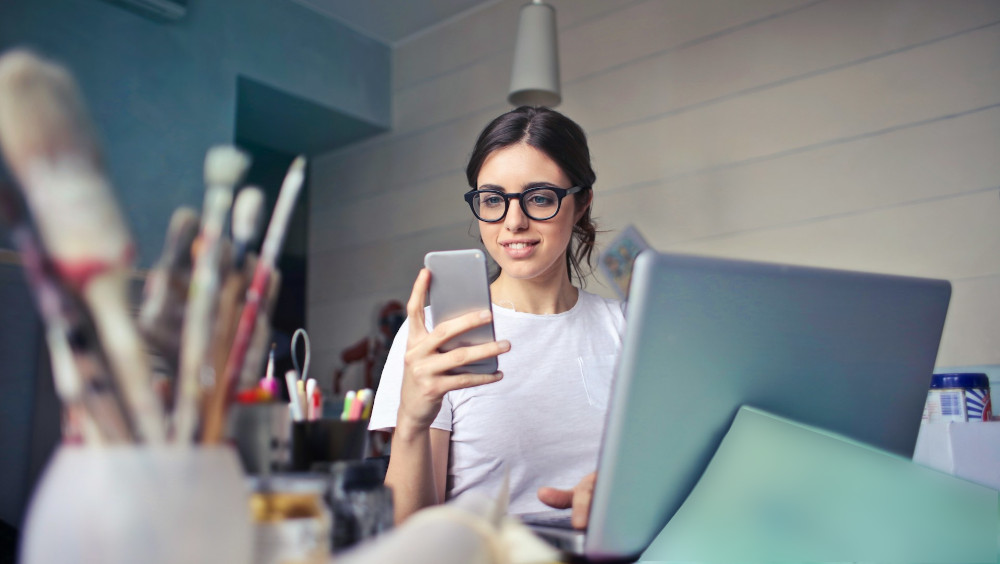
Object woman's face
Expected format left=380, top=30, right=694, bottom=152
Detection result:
left=475, top=142, right=588, bottom=283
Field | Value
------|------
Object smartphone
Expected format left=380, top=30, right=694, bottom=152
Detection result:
left=424, top=249, right=498, bottom=374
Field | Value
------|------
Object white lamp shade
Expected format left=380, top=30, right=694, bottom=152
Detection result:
left=508, top=1, right=560, bottom=107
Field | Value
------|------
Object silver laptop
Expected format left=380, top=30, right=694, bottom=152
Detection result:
left=525, top=251, right=951, bottom=561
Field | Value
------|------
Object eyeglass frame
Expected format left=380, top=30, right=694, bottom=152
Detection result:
left=463, top=185, right=585, bottom=223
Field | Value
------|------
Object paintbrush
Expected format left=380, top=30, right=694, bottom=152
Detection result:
left=201, top=156, right=305, bottom=443
left=208, top=187, right=264, bottom=401
left=0, top=50, right=165, bottom=442
left=138, top=207, right=199, bottom=379
left=231, top=186, right=264, bottom=268
left=235, top=268, right=280, bottom=390
left=0, top=184, right=133, bottom=443
left=172, top=145, right=249, bottom=443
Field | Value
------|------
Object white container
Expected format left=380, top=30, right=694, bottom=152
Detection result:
left=20, top=445, right=253, bottom=564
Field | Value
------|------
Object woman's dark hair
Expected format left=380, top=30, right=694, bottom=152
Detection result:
left=465, top=106, right=597, bottom=285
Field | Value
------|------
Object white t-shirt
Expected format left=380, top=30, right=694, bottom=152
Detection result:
left=370, top=289, right=626, bottom=515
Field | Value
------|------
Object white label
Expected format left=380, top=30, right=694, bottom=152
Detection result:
left=924, top=389, right=967, bottom=422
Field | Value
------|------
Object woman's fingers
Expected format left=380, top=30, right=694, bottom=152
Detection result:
left=406, top=269, right=495, bottom=356
left=405, top=268, right=431, bottom=337
left=416, top=308, right=495, bottom=355
left=404, top=325, right=507, bottom=396
left=418, top=338, right=508, bottom=376
left=405, top=269, right=431, bottom=339
left=409, top=341, right=508, bottom=397
left=570, top=483, right=593, bottom=530
left=537, top=472, right=597, bottom=530
left=537, top=486, right=573, bottom=509
left=437, top=370, right=504, bottom=395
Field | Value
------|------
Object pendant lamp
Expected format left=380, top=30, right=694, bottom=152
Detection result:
left=508, top=0, right=561, bottom=107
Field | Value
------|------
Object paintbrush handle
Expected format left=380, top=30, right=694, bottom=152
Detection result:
left=200, top=265, right=270, bottom=443
left=258, top=157, right=305, bottom=268
left=3, top=192, right=133, bottom=443
left=211, top=269, right=248, bottom=383
left=83, top=275, right=166, bottom=442
left=236, top=269, right=280, bottom=391
left=173, top=187, right=232, bottom=443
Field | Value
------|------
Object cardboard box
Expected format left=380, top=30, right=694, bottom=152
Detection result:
left=913, top=421, right=1000, bottom=491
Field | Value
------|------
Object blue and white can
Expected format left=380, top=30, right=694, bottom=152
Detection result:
left=923, top=373, right=992, bottom=422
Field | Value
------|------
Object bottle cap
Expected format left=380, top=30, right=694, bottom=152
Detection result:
left=930, top=373, right=990, bottom=390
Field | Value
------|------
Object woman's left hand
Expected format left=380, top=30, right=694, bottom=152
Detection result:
left=537, top=472, right=596, bottom=529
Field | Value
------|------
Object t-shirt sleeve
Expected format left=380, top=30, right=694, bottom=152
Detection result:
left=368, top=314, right=455, bottom=433
left=369, top=321, right=408, bottom=432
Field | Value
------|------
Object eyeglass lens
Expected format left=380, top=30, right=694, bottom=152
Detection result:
left=472, top=188, right=562, bottom=221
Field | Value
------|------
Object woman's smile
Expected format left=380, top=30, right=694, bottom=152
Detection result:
left=499, top=238, right=539, bottom=258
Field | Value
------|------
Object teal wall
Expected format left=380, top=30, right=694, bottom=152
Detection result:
left=0, top=0, right=391, bottom=266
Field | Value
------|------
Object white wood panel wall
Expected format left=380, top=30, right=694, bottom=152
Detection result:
left=308, top=0, right=1000, bottom=385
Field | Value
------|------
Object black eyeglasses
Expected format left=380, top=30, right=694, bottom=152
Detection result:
left=463, top=186, right=583, bottom=222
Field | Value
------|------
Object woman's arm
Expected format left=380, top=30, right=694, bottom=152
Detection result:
left=383, top=268, right=509, bottom=523
left=384, top=427, right=450, bottom=523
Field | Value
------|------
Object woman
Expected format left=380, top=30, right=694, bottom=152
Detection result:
left=369, top=106, right=626, bottom=527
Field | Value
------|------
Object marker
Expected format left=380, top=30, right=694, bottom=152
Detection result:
left=305, top=378, right=317, bottom=420
left=341, top=390, right=356, bottom=421
left=348, top=389, right=365, bottom=421
left=309, top=384, right=322, bottom=421
left=285, top=370, right=303, bottom=421
left=296, top=379, right=307, bottom=418
left=260, top=343, right=277, bottom=396
left=358, top=388, right=374, bottom=420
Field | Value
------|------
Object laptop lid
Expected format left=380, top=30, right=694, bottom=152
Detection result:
left=580, top=251, right=950, bottom=560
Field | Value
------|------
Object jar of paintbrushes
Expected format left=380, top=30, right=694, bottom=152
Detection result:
left=0, top=49, right=308, bottom=564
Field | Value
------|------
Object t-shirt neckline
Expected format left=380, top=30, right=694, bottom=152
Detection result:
left=491, top=289, right=589, bottom=320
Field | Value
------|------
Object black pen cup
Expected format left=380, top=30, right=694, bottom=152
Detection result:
left=290, top=419, right=369, bottom=472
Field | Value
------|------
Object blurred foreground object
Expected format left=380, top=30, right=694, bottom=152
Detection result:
left=0, top=49, right=164, bottom=442
left=20, top=446, right=252, bottom=564
left=336, top=486, right=559, bottom=564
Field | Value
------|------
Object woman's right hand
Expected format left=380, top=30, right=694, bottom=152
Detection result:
left=396, top=268, right=509, bottom=432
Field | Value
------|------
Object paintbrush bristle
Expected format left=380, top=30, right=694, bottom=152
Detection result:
left=0, top=49, right=130, bottom=266
left=0, top=50, right=102, bottom=178
left=164, top=207, right=201, bottom=267
left=231, top=186, right=264, bottom=244
left=204, top=145, right=250, bottom=190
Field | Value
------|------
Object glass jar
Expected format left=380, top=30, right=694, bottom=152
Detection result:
left=249, top=475, right=331, bottom=564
